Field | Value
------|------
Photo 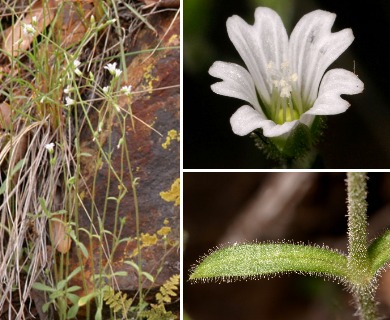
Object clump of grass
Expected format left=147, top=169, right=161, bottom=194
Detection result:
left=0, top=0, right=179, bottom=319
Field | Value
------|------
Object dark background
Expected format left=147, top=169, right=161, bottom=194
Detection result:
left=184, top=0, right=390, bottom=168
left=183, top=172, right=390, bottom=320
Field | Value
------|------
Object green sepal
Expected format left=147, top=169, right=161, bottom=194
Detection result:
left=368, top=229, right=390, bottom=276
left=189, top=243, right=349, bottom=282
left=250, top=116, right=325, bottom=166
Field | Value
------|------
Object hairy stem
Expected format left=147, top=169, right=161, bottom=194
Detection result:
left=347, top=172, right=377, bottom=320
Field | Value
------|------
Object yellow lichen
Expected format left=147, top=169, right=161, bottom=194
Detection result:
left=143, top=63, right=159, bottom=94
left=160, top=178, right=180, bottom=206
left=141, top=233, right=158, bottom=246
left=157, top=226, right=171, bottom=237
left=162, top=129, right=180, bottom=149
left=168, top=34, right=179, bottom=46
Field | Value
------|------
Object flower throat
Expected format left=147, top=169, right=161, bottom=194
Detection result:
left=267, top=61, right=300, bottom=125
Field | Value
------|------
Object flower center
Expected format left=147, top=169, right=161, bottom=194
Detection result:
left=267, top=61, right=299, bottom=125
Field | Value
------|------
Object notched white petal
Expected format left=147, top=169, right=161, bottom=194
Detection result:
left=289, top=10, right=354, bottom=104
left=230, top=105, right=299, bottom=138
left=230, top=105, right=266, bottom=136
left=307, top=69, right=364, bottom=115
left=209, top=61, right=261, bottom=110
left=227, top=7, right=288, bottom=104
left=262, top=119, right=299, bottom=138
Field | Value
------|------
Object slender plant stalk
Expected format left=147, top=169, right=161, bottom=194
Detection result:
left=347, top=172, right=377, bottom=320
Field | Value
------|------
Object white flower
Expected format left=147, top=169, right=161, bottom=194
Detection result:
left=73, top=60, right=81, bottom=68
left=65, top=96, right=75, bottom=106
left=120, top=85, right=132, bottom=96
left=104, top=62, right=116, bottom=72
left=31, top=16, right=37, bottom=25
left=102, top=86, right=109, bottom=94
left=114, top=68, right=122, bottom=78
left=22, top=23, right=36, bottom=36
left=73, top=60, right=82, bottom=76
left=64, top=85, right=72, bottom=94
left=104, top=62, right=122, bottom=78
left=209, top=7, right=364, bottom=138
left=45, top=143, right=55, bottom=152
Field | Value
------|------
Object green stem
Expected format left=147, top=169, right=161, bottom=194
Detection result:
left=346, top=172, right=377, bottom=320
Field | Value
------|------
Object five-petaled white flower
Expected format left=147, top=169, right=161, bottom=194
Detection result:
left=22, top=23, right=36, bottom=36
left=65, top=96, right=75, bottom=106
left=120, top=85, right=132, bottom=96
left=104, top=62, right=122, bottom=78
left=45, top=143, right=55, bottom=152
left=64, top=85, right=73, bottom=94
left=209, top=7, right=364, bottom=138
left=73, top=60, right=82, bottom=76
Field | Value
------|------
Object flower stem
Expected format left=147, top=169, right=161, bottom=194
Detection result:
left=346, top=172, right=377, bottom=320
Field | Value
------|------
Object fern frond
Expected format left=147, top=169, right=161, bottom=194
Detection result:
left=139, top=304, right=176, bottom=320
left=156, top=274, right=179, bottom=305
left=102, top=286, right=133, bottom=315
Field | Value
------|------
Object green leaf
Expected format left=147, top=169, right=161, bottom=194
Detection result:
left=32, top=282, right=55, bottom=292
left=0, top=178, right=7, bottom=196
left=368, top=229, right=390, bottom=275
left=112, top=271, right=128, bottom=277
left=66, top=285, right=82, bottom=293
left=95, top=306, right=102, bottom=320
left=66, top=266, right=82, bottom=281
left=10, top=158, right=25, bottom=177
left=76, top=240, right=89, bottom=258
left=67, top=304, right=79, bottom=319
left=78, top=291, right=99, bottom=306
left=189, top=243, right=349, bottom=282
left=56, top=279, right=67, bottom=291
left=125, top=260, right=140, bottom=273
left=142, top=271, right=155, bottom=283
left=66, top=293, right=80, bottom=304
left=42, top=302, right=51, bottom=313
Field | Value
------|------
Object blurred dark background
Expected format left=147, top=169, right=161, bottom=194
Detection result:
left=184, top=0, right=390, bottom=168
left=183, top=172, right=390, bottom=320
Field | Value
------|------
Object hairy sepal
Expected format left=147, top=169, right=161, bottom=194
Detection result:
left=189, top=242, right=348, bottom=283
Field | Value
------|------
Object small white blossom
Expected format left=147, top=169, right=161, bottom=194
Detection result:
left=104, top=62, right=122, bottom=78
left=114, top=69, right=122, bottom=78
left=64, top=85, right=73, bottom=94
left=65, top=96, right=75, bottom=106
left=117, top=137, right=124, bottom=149
left=102, top=86, right=109, bottom=94
left=209, top=7, right=364, bottom=138
left=32, top=16, right=37, bottom=24
left=22, top=23, right=36, bottom=36
left=120, top=85, right=132, bottom=96
left=104, top=63, right=117, bottom=73
left=45, top=143, right=55, bottom=152
left=73, top=60, right=82, bottom=76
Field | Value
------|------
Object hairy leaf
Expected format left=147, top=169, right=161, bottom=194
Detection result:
left=190, top=243, right=349, bottom=282
left=368, top=229, right=390, bottom=275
